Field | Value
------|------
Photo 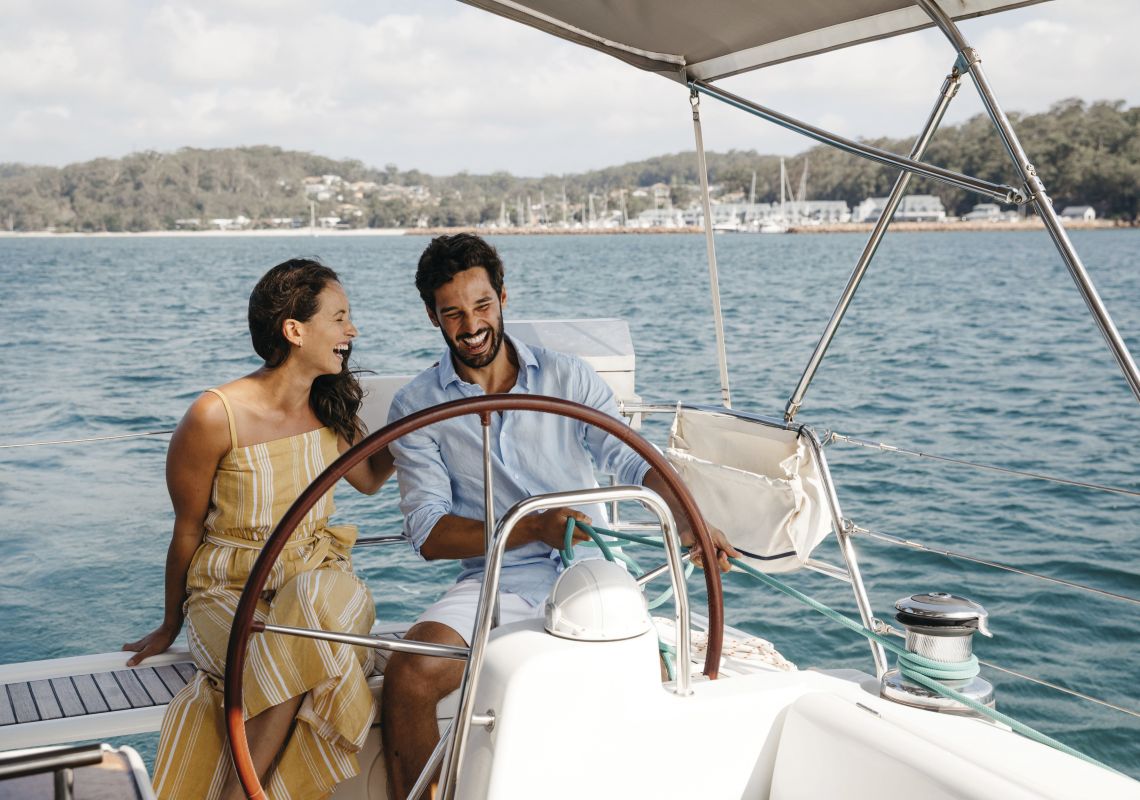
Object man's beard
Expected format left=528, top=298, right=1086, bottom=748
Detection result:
left=444, top=312, right=505, bottom=370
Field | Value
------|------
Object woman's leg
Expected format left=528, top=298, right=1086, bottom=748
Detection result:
left=218, top=692, right=306, bottom=800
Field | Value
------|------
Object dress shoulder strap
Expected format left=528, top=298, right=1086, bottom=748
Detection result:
left=204, top=388, right=239, bottom=451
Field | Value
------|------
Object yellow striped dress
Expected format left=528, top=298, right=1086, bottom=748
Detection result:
left=153, top=389, right=376, bottom=800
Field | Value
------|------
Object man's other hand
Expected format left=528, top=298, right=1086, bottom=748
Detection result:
left=514, top=507, right=593, bottom=550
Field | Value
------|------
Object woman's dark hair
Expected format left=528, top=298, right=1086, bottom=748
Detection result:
left=415, top=233, right=505, bottom=309
left=248, top=258, right=365, bottom=443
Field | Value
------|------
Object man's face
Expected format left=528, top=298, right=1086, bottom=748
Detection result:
left=428, top=267, right=507, bottom=370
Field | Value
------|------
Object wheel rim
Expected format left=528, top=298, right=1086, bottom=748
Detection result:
left=224, top=393, right=724, bottom=798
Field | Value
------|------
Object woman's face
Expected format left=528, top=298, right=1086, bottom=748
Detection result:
left=293, top=281, right=358, bottom=375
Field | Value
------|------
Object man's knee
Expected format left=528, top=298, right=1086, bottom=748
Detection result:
left=383, top=622, right=466, bottom=702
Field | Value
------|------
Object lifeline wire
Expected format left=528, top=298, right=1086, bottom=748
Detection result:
left=574, top=521, right=1123, bottom=776
left=827, top=431, right=1140, bottom=499
left=851, top=524, right=1140, bottom=608
left=725, top=557, right=1120, bottom=775
left=0, top=430, right=175, bottom=449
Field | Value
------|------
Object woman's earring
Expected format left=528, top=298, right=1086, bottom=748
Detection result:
left=298, top=339, right=303, bottom=348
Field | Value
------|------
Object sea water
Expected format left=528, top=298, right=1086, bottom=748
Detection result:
left=0, top=230, right=1137, bottom=776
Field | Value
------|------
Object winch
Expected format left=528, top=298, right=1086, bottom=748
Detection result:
left=880, top=592, right=995, bottom=714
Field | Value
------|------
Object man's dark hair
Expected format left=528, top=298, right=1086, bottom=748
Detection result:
left=415, top=233, right=505, bottom=309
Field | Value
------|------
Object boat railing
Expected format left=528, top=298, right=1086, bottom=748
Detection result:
left=436, top=483, right=694, bottom=800
left=3, top=418, right=1135, bottom=621
left=3, top=406, right=1138, bottom=722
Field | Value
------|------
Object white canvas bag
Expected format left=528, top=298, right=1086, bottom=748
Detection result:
left=665, top=408, right=831, bottom=573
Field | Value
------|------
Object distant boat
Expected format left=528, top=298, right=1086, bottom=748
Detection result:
left=760, top=159, right=790, bottom=233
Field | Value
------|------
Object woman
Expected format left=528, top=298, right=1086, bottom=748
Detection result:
left=124, top=258, right=394, bottom=800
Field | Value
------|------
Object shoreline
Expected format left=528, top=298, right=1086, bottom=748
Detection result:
left=0, top=220, right=1127, bottom=238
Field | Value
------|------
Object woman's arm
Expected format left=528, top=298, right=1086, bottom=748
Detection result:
left=123, top=393, right=230, bottom=666
left=339, top=437, right=395, bottom=495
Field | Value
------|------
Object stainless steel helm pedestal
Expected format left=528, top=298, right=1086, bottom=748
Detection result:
left=880, top=592, right=995, bottom=714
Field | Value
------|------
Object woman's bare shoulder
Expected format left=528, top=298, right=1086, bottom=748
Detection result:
left=174, top=389, right=234, bottom=453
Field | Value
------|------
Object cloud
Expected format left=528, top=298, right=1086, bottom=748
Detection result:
left=0, top=0, right=1135, bottom=175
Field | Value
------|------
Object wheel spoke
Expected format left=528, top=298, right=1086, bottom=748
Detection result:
left=256, top=622, right=470, bottom=660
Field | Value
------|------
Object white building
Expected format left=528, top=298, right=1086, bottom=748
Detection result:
left=852, top=197, right=885, bottom=223
left=860, top=195, right=946, bottom=223
left=962, top=203, right=1020, bottom=223
left=631, top=208, right=685, bottom=228
left=785, top=200, right=850, bottom=223
left=1060, top=205, right=1096, bottom=222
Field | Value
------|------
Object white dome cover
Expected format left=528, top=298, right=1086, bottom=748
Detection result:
left=544, top=559, right=651, bottom=641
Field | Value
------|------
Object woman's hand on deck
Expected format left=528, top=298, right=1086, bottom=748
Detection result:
left=123, top=622, right=181, bottom=667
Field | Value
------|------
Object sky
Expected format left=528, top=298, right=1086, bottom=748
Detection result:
left=2, top=0, right=1136, bottom=176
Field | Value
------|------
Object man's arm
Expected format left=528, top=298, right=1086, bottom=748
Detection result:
left=388, top=390, right=591, bottom=561
left=642, top=467, right=738, bottom=572
left=419, top=508, right=592, bottom=561
left=565, top=357, right=737, bottom=572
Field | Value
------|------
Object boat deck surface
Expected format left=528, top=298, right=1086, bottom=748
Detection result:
left=0, top=663, right=197, bottom=727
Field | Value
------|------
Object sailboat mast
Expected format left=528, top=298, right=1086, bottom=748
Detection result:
left=779, top=158, right=786, bottom=219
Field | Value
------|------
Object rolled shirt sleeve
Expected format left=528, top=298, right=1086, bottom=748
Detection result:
left=571, top=357, right=652, bottom=487
left=387, top=393, right=451, bottom=558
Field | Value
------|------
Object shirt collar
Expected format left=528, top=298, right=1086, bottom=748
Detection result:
left=436, top=332, right=538, bottom=391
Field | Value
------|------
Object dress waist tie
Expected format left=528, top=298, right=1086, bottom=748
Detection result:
left=204, top=529, right=339, bottom=572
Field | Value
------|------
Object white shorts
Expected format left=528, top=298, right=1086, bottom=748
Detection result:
left=416, top=580, right=544, bottom=645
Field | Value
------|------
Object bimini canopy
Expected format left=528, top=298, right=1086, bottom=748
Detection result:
left=459, top=0, right=1046, bottom=81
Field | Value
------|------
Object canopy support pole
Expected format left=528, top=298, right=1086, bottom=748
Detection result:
left=690, top=88, right=733, bottom=408
left=784, top=64, right=963, bottom=422
left=916, top=0, right=1140, bottom=404
left=689, top=79, right=1024, bottom=205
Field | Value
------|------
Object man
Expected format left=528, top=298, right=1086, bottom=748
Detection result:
left=381, top=233, right=734, bottom=799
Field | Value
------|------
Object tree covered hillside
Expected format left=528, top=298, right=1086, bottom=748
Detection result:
left=0, top=99, right=1135, bottom=232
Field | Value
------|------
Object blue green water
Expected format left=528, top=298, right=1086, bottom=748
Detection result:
left=0, top=230, right=1137, bottom=776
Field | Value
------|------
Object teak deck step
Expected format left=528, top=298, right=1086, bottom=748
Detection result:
left=0, top=649, right=200, bottom=751
left=0, top=662, right=197, bottom=727
left=0, top=627, right=410, bottom=751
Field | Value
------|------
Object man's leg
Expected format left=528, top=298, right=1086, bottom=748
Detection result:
left=382, top=621, right=468, bottom=800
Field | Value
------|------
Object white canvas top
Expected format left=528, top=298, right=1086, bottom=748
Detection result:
left=506, top=318, right=634, bottom=374
left=460, top=0, right=1046, bottom=81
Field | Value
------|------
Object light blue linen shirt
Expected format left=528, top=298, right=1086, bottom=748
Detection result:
left=387, top=334, right=650, bottom=605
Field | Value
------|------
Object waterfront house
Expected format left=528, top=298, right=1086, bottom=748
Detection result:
left=861, top=194, right=947, bottom=223
left=1060, top=205, right=1096, bottom=222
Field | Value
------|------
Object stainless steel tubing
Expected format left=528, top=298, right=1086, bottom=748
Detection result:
left=690, top=79, right=1025, bottom=204
left=784, top=66, right=963, bottom=422
left=799, top=427, right=888, bottom=676
left=690, top=89, right=733, bottom=408
left=0, top=743, right=105, bottom=781
left=636, top=549, right=693, bottom=587
left=481, top=415, right=500, bottom=628
left=260, top=623, right=471, bottom=660
left=916, top=0, right=1140, bottom=404
left=407, top=721, right=452, bottom=800
left=353, top=535, right=407, bottom=547
left=438, top=484, right=692, bottom=799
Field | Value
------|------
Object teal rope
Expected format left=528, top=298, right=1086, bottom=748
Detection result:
left=726, top=557, right=1120, bottom=775
left=558, top=520, right=1117, bottom=773
left=560, top=520, right=694, bottom=609
left=560, top=517, right=617, bottom=565
left=659, top=640, right=677, bottom=681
